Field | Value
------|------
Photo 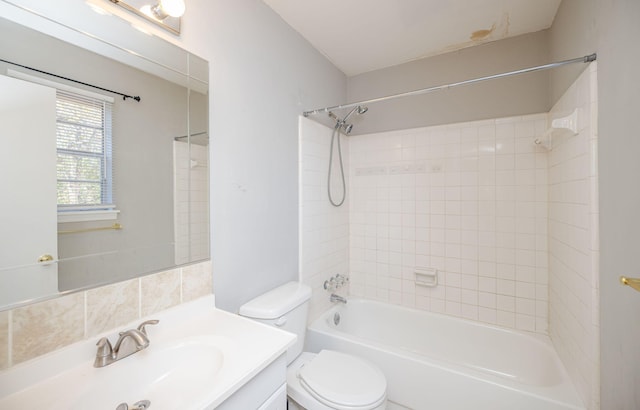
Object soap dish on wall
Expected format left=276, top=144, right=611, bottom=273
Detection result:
left=415, top=268, right=438, bottom=287
left=534, top=108, right=579, bottom=150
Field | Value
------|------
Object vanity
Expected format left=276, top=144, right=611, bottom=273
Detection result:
left=0, top=295, right=295, bottom=409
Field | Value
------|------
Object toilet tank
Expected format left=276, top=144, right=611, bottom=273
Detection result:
left=239, top=282, right=312, bottom=365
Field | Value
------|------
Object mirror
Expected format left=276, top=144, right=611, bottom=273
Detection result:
left=0, top=10, right=209, bottom=310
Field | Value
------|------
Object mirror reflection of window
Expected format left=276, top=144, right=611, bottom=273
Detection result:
left=6, top=69, right=120, bottom=222
left=56, top=90, right=115, bottom=214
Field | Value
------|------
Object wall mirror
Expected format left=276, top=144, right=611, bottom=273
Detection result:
left=0, top=5, right=209, bottom=310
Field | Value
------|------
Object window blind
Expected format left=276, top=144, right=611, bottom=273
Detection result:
left=56, top=90, right=114, bottom=210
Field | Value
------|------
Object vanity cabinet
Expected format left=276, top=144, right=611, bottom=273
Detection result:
left=257, top=384, right=287, bottom=410
left=216, top=353, right=287, bottom=410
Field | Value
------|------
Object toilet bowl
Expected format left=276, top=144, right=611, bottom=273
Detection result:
left=287, top=351, right=387, bottom=410
left=238, top=282, right=387, bottom=410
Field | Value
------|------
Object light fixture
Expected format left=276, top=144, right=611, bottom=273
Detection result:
left=107, top=0, right=185, bottom=34
left=151, top=0, right=185, bottom=19
left=86, top=2, right=113, bottom=16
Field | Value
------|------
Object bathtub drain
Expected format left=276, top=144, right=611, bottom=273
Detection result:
left=333, top=312, right=341, bottom=326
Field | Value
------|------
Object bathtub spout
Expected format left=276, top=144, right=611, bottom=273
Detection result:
left=330, top=294, right=347, bottom=304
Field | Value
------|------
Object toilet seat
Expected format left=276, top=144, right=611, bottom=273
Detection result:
left=296, top=350, right=387, bottom=410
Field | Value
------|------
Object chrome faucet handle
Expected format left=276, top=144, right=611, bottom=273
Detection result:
left=94, top=337, right=114, bottom=367
left=137, top=319, right=159, bottom=335
left=116, top=400, right=151, bottom=410
left=96, top=337, right=113, bottom=356
left=324, top=278, right=335, bottom=291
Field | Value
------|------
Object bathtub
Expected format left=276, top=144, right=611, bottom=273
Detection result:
left=305, top=299, right=584, bottom=410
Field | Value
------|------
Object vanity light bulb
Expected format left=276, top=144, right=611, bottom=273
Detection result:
left=159, top=0, right=185, bottom=18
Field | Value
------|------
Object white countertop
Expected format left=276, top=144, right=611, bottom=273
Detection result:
left=0, top=295, right=296, bottom=409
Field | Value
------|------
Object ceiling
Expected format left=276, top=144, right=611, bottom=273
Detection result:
left=262, top=0, right=562, bottom=76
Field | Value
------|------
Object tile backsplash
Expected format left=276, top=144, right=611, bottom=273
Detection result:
left=0, top=260, right=212, bottom=370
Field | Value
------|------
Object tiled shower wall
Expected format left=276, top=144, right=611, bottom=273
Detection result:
left=174, top=141, right=210, bottom=265
left=299, top=118, right=350, bottom=321
left=348, top=115, right=550, bottom=333
left=547, top=63, right=599, bottom=409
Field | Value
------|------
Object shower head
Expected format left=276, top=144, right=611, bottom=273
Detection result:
left=343, top=105, right=368, bottom=122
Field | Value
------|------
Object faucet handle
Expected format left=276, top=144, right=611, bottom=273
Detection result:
left=94, top=337, right=114, bottom=367
left=95, top=337, right=113, bottom=357
left=137, top=319, right=159, bottom=336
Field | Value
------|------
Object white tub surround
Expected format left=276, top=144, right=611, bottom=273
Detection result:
left=306, top=299, right=584, bottom=410
left=299, top=117, right=351, bottom=321
left=547, top=63, right=599, bottom=409
left=299, top=64, right=600, bottom=409
left=0, top=295, right=296, bottom=409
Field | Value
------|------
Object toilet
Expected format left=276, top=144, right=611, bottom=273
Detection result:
left=239, top=282, right=387, bottom=410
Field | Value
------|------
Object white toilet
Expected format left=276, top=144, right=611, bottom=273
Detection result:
left=239, top=282, right=387, bottom=410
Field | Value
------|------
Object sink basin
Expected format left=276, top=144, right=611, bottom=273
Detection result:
left=81, top=336, right=224, bottom=409
left=0, top=296, right=296, bottom=410
left=1, top=336, right=224, bottom=410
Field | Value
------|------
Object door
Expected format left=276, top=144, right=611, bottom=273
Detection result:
left=0, top=74, right=58, bottom=306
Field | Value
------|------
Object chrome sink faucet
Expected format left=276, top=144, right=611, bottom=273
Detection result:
left=94, top=320, right=159, bottom=368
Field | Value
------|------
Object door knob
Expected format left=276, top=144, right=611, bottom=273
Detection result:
left=37, top=254, right=54, bottom=263
left=620, top=276, right=640, bottom=292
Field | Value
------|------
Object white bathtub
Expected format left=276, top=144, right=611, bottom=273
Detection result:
left=305, top=299, right=584, bottom=410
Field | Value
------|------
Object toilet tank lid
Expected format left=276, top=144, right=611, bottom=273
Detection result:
left=239, top=282, right=312, bottom=319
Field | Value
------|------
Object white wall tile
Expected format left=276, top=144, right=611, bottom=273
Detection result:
left=337, top=114, right=551, bottom=329
left=547, top=65, right=599, bottom=409
left=299, top=118, right=351, bottom=320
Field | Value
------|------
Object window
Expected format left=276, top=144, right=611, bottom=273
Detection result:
left=56, top=90, right=114, bottom=214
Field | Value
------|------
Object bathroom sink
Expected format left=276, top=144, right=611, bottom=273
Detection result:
left=0, top=296, right=296, bottom=410
left=1, top=336, right=224, bottom=410
left=80, top=336, right=225, bottom=409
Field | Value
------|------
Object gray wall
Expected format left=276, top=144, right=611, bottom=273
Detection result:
left=346, top=31, right=550, bottom=135
left=550, top=0, right=640, bottom=408
left=180, top=0, right=347, bottom=312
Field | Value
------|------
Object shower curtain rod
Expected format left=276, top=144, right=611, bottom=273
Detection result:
left=303, top=53, right=597, bottom=117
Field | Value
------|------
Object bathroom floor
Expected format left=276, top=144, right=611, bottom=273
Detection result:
left=387, top=401, right=411, bottom=410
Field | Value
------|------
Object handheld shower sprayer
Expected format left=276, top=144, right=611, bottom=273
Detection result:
left=327, top=106, right=368, bottom=207
left=328, top=105, right=368, bottom=135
